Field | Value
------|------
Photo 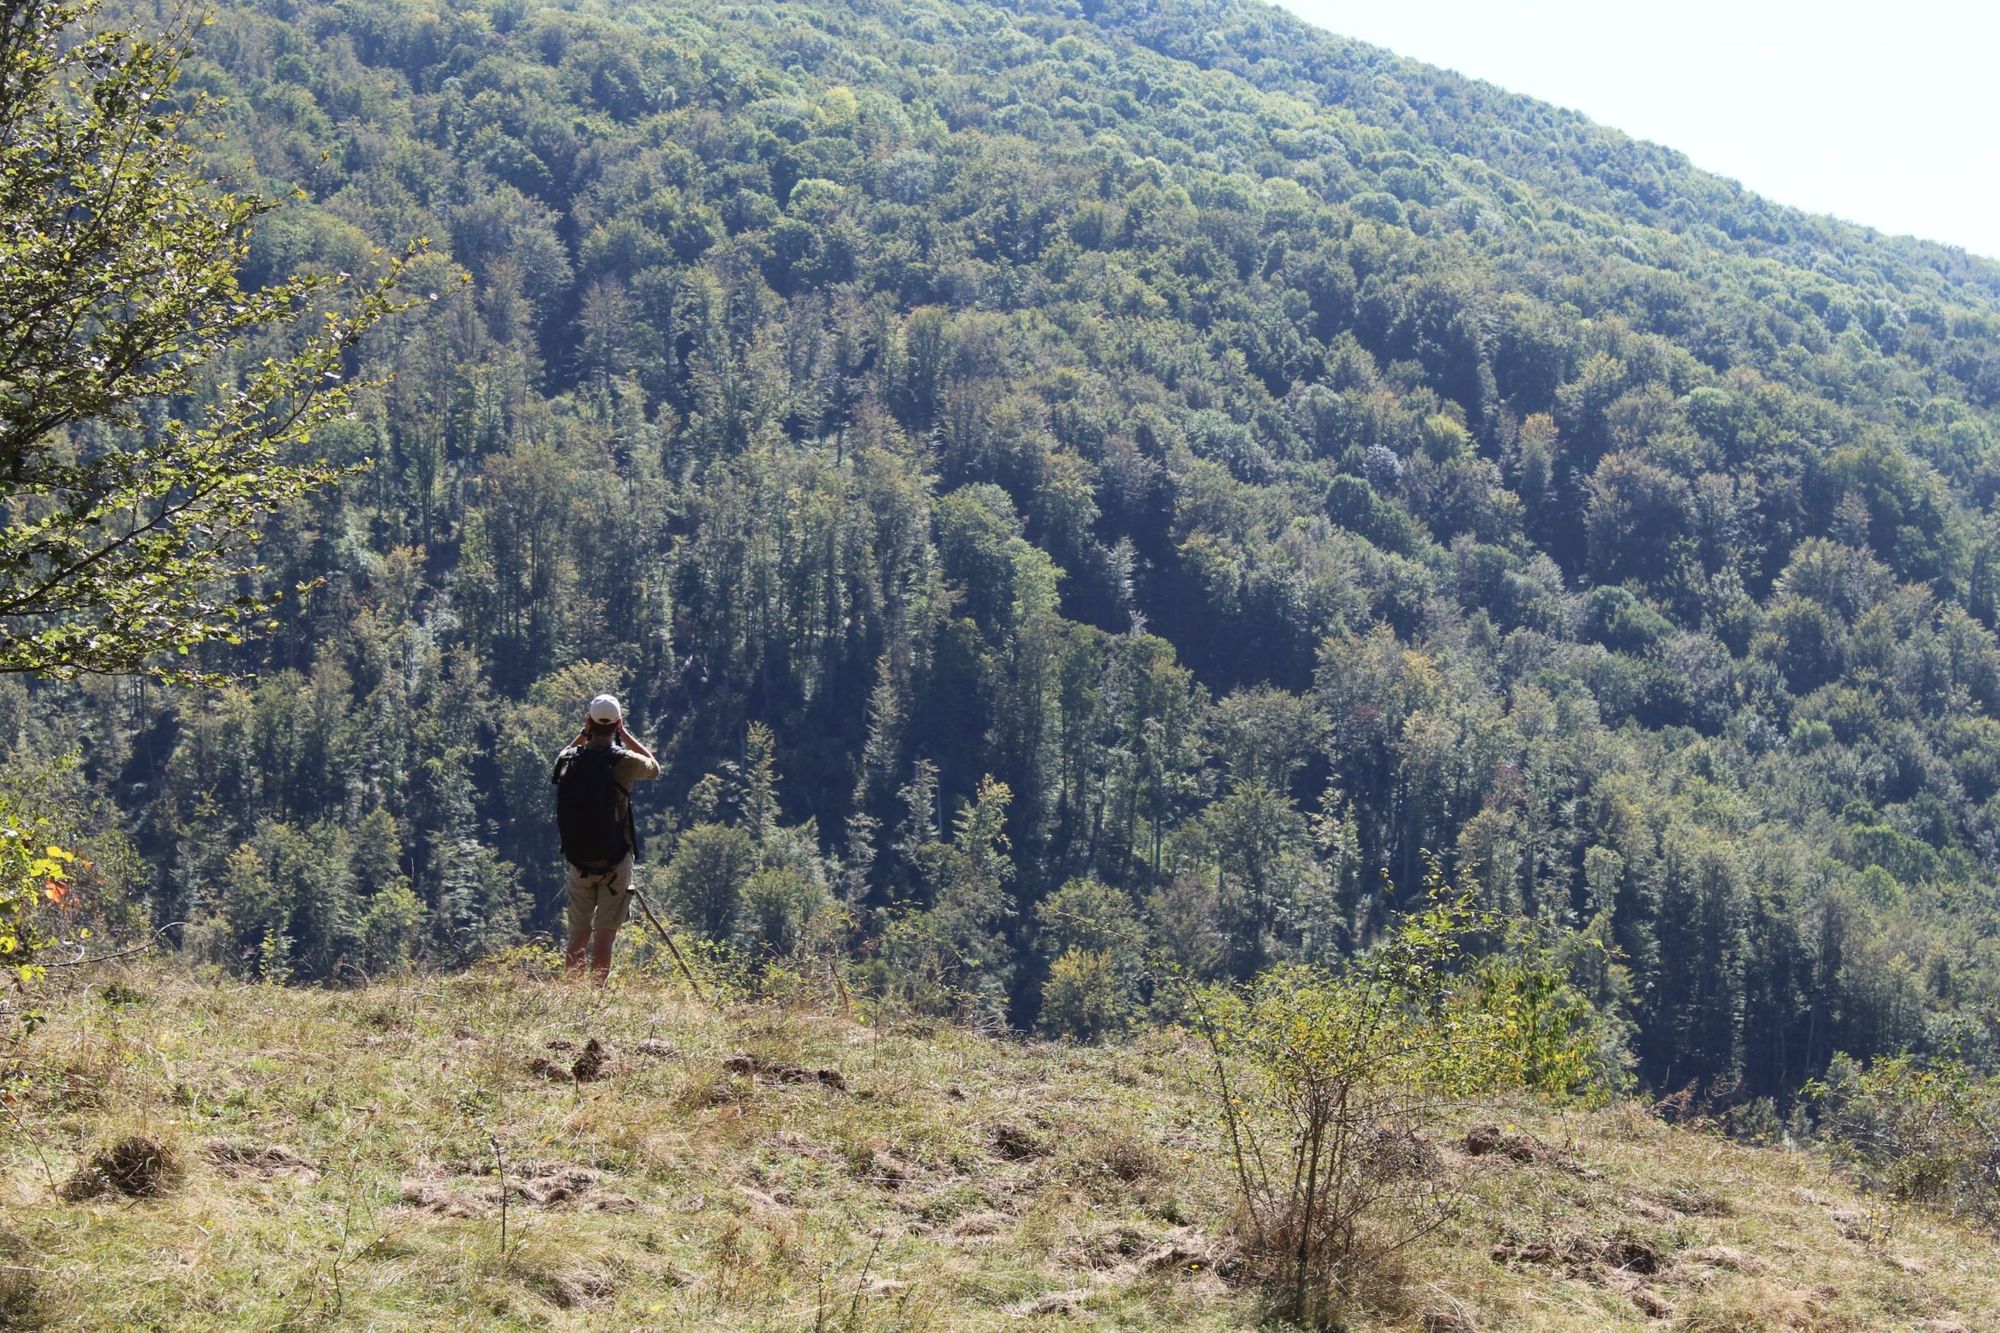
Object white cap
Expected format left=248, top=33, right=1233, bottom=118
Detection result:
left=586, top=693, right=623, bottom=724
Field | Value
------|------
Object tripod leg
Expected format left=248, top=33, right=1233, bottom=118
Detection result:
left=633, top=890, right=712, bottom=1007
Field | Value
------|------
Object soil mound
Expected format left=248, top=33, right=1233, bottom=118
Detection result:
left=61, top=1135, right=180, bottom=1201
left=989, top=1122, right=1047, bottom=1161
left=571, top=1037, right=608, bottom=1082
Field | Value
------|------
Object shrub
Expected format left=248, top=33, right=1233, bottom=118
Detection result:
left=1039, top=947, right=1127, bottom=1042
left=661, top=823, right=756, bottom=942
left=1036, top=878, right=1147, bottom=1039
left=1188, top=875, right=1610, bottom=1327
left=733, top=863, right=829, bottom=960
left=359, top=879, right=425, bottom=973
left=0, top=797, right=73, bottom=992
left=1808, top=1053, right=2000, bottom=1225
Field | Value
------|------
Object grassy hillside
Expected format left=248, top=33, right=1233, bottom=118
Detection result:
left=7, top=959, right=1999, bottom=1330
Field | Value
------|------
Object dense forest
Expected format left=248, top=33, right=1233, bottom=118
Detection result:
left=25, top=0, right=2000, bottom=1108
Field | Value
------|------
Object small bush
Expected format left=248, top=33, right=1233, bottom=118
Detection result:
left=1188, top=873, right=1611, bottom=1328
left=1039, top=947, right=1127, bottom=1042
left=476, top=940, right=562, bottom=978
left=360, top=879, right=425, bottom=973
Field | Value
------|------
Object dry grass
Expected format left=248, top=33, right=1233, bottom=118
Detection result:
left=4, top=962, right=1999, bottom=1330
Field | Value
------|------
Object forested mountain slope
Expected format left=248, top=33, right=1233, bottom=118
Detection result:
left=37, top=0, right=2000, bottom=1104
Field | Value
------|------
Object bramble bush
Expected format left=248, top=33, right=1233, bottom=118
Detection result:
left=0, top=796, right=77, bottom=1070
left=0, top=799, right=73, bottom=989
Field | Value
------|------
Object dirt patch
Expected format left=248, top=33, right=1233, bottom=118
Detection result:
left=1010, top=1288, right=1087, bottom=1316
left=1492, top=1229, right=1662, bottom=1280
left=724, top=1052, right=847, bottom=1091
left=633, top=1038, right=678, bottom=1059
left=947, top=1209, right=1012, bottom=1239
left=1464, top=1123, right=1539, bottom=1163
left=1058, top=1222, right=1151, bottom=1270
left=1052, top=1223, right=1234, bottom=1279
left=1420, top=1311, right=1477, bottom=1333
left=1601, top=1234, right=1663, bottom=1275
left=763, top=1131, right=841, bottom=1164
left=850, top=1145, right=924, bottom=1191
left=1625, top=1284, right=1673, bottom=1319
left=207, top=1140, right=320, bottom=1181
left=1828, top=1205, right=1885, bottom=1244
left=1130, top=1226, right=1235, bottom=1278
left=1504, top=1232, right=1592, bottom=1272
left=526, top=1035, right=614, bottom=1084
left=989, top=1122, right=1047, bottom=1161
left=1676, top=1244, right=1764, bottom=1276
left=590, top=1194, right=643, bottom=1213
left=1461, top=1124, right=1600, bottom=1178
left=735, top=1182, right=794, bottom=1212
left=360, top=1006, right=407, bottom=1032
left=526, top=1055, right=574, bottom=1082
left=1363, top=1125, right=1442, bottom=1181
left=398, top=1182, right=488, bottom=1219
left=1093, top=1133, right=1159, bottom=1184
left=61, top=1135, right=181, bottom=1201
left=533, top=1269, right=615, bottom=1309
left=1493, top=1228, right=1677, bottom=1321
left=1656, top=1182, right=1732, bottom=1217
left=400, top=1160, right=642, bottom=1217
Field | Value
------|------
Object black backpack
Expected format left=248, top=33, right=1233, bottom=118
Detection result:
left=552, top=744, right=633, bottom=869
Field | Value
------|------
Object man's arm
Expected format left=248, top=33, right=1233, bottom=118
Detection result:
left=614, top=721, right=662, bottom=782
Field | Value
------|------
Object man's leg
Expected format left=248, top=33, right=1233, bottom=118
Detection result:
left=586, top=857, right=634, bottom=982
left=564, top=865, right=597, bottom=975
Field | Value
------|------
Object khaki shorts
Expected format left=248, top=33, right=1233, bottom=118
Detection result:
left=566, top=855, right=633, bottom=934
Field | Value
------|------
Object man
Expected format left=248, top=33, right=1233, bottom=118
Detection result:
left=552, top=693, right=660, bottom=980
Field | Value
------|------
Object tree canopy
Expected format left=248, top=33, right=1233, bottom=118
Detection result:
left=0, top=0, right=400, bottom=680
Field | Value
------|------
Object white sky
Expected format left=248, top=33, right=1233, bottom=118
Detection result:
left=1273, top=0, right=2000, bottom=261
